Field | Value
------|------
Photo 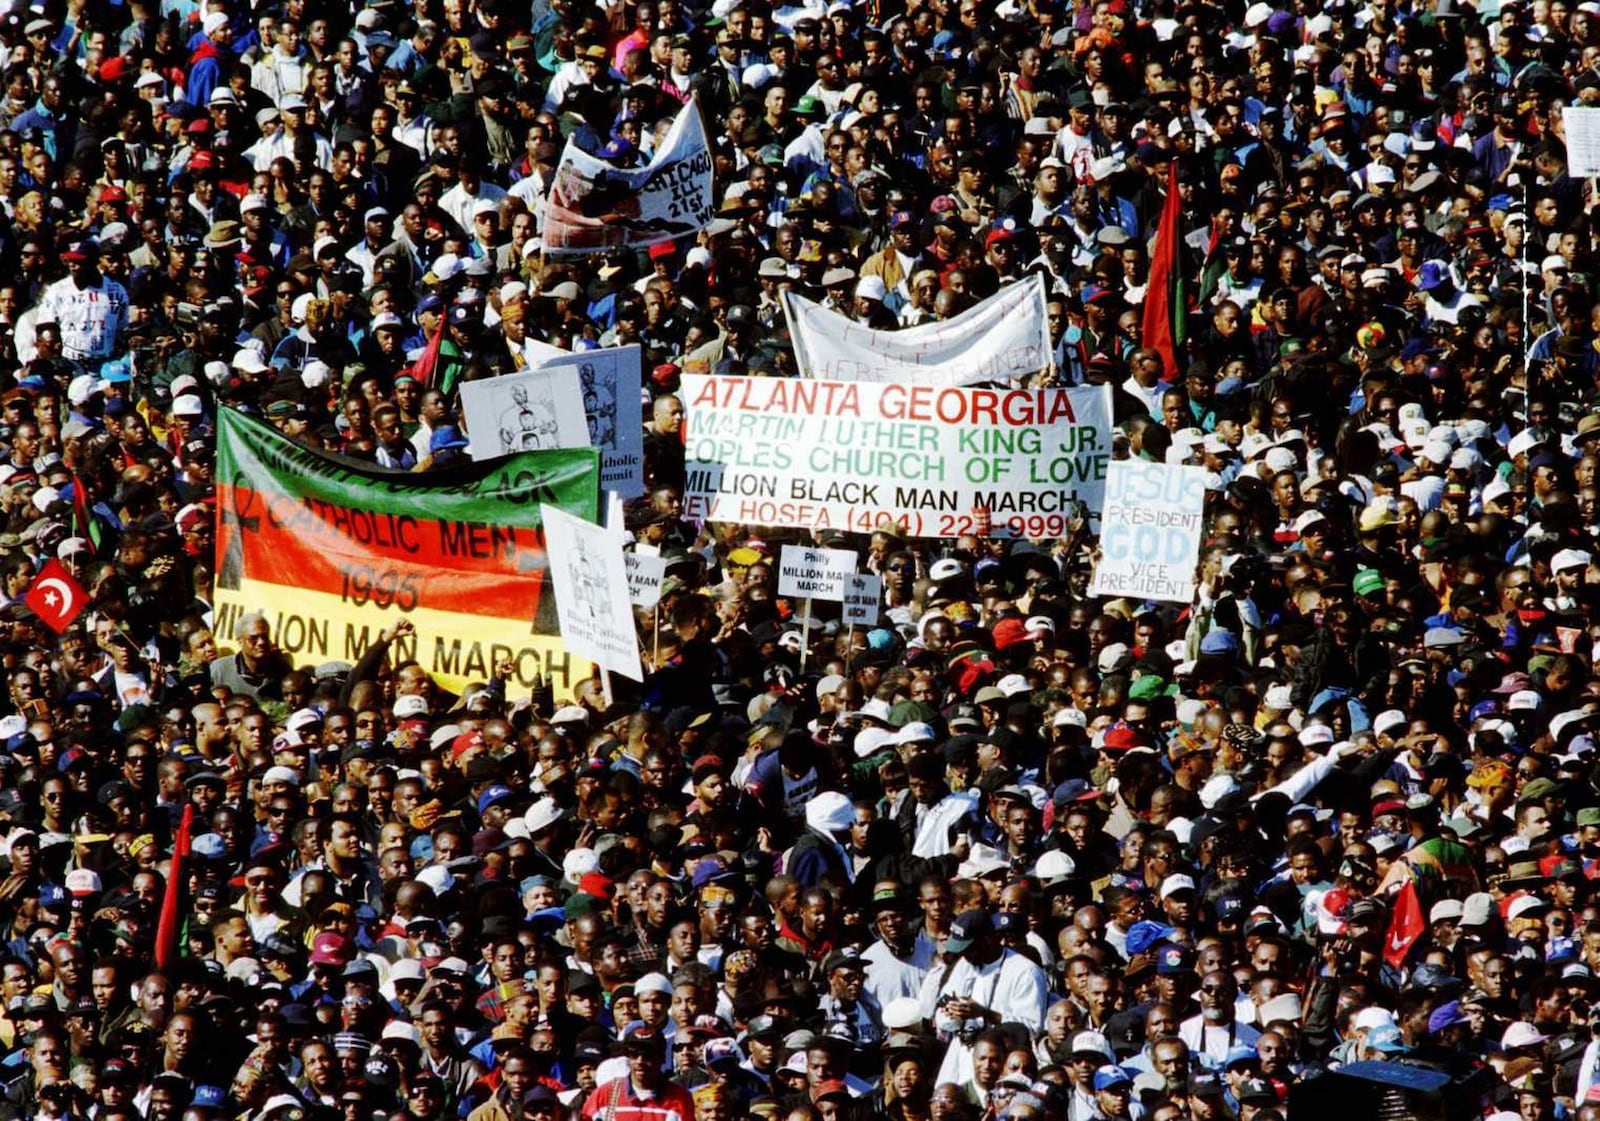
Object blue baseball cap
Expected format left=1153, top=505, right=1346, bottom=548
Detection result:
left=1428, top=1000, right=1469, bottom=1034
left=429, top=426, right=470, bottom=454
left=191, top=833, right=226, bottom=860
left=1415, top=261, right=1449, bottom=291
left=1125, top=920, right=1178, bottom=958
left=1224, top=1045, right=1259, bottom=1070
left=476, top=785, right=514, bottom=816
left=1365, top=1022, right=1409, bottom=1053
left=1093, top=1066, right=1133, bottom=1091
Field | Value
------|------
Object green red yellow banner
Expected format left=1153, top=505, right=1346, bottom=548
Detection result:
left=212, top=410, right=601, bottom=697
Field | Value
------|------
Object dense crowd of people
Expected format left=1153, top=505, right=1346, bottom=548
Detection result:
left=0, top=0, right=1595, bottom=1118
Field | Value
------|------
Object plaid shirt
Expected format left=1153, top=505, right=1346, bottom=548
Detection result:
left=623, top=921, right=665, bottom=975
left=474, top=980, right=527, bottom=1025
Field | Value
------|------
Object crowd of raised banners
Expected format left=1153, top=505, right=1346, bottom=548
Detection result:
left=249, top=275, right=1184, bottom=690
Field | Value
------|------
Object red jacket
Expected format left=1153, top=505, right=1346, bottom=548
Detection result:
left=578, top=1077, right=695, bottom=1121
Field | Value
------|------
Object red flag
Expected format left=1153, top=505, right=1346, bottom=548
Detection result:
left=412, top=312, right=447, bottom=390
left=22, top=559, right=88, bottom=633
left=1383, top=880, right=1425, bottom=967
left=1141, top=160, right=1186, bottom=378
left=69, top=471, right=100, bottom=549
left=155, top=804, right=195, bottom=972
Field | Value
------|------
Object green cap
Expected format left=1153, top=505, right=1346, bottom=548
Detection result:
left=1128, top=675, right=1173, bottom=701
left=1520, top=777, right=1560, bottom=802
left=1353, top=569, right=1385, bottom=598
left=1577, top=807, right=1600, bottom=828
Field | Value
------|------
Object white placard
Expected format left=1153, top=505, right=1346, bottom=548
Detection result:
left=625, top=551, right=668, bottom=608
left=540, top=505, right=643, bottom=681
left=460, top=350, right=643, bottom=497
left=842, top=574, right=882, bottom=626
left=544, top=100, right=714, bottom=254
left=1088, top=461, right=1207, bottom=604
left=776, top=544, right=857, bottom=601
left=460, top=365, right=589, bottom=460
left=682, top=376, right=1111, bottom=538
left=782, top=274, right=1050, bottom=387
left=527, top=345, right=645, bottom=498
left=1565, top=106, right=1600, bottom=177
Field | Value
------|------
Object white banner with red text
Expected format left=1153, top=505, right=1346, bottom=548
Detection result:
left=680, top=375, right=1111, bottom=539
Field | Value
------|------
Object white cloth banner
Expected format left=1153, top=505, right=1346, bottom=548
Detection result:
left=544, top=101, right=714, bottom=254
left=782, top=273, right=1051, bottom=386
left=459, top=365, right=589, bottom=460
left=681, top=375, right=1111, bottom=538
left=541, top=505, right=643, bottom=681
left=1088, top=461, right=1207, bottom=604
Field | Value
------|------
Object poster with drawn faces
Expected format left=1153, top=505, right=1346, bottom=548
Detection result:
left=461, top=365, right=589, bottom=461
left=461, top=347, right=643, bottom=498
left=540, top=503, right=643, bottom=681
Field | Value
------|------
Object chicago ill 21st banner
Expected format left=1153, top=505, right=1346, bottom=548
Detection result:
left=543, top=100, right=714, bottom=254
left=681, top=376, right=1112, bottom=538
left=212, top=410, right=600, bottom=696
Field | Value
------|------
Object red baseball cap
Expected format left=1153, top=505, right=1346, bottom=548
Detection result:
left=1102, top=722, right=1146, bottom=751
left=578, top=872, right=614, bottom=899
left=309, top=932, right=354, bottom=966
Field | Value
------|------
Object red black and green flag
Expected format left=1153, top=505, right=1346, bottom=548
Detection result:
left=69, top=470, right=102, bottom=550
left=1142, top=161, right=1188, bottom=378
left=211, top=410, right=600, bottom=697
